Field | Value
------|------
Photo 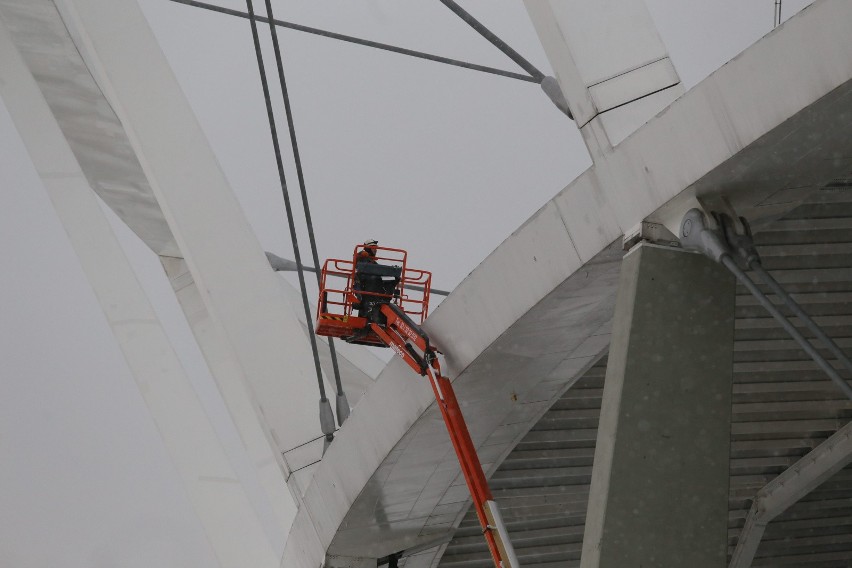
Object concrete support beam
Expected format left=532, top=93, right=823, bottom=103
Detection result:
left=160, top=257, right=310, bottom=505
left=0, top=16, right=279, bottom=568
left=523, top=0, right=683, bottom=150
left=581, top=244, right=735, bottom=568
left=52, top=0, right=335, bottom=534
left=730, top=419, right=852, bottom=568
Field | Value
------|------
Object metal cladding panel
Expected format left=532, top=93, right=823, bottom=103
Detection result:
left=522, top=0, right=595, bottom=124
left=596, top=86, right=682, bottom=146
left=580, top=0, right=852, bottom=228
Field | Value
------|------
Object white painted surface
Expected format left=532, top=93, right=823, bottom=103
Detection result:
left=0, top=0, right=177, bottom=256
left=52, top=0, right=326, bottom=540
left=0, top=16, right=279, bottom=568
left=0, top=0, right=391, bottom=556
left=524, top=0, right=684, bottom=147
left=0, top=102, right=220, bottom=568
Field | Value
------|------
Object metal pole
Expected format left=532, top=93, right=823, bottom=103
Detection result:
left=721, top=256, right=852, bottom=400
left=266, top=252, right=451, bottom=296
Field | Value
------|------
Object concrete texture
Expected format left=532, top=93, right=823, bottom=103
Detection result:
left=581, top=244, right=735, bottom=568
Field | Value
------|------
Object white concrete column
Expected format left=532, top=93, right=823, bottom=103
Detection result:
left=0, top=17, right=279, bottom=568
left=54, top=0, right=334, bottom=512
left=160, top=257, right=310, bottom=505
left=524, top=0, right=683, bottom=150
left=581, top=244, right=734, bottom=568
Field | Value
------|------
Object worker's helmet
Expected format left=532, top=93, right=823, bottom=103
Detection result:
left=363, top=238, right=378, bottom=256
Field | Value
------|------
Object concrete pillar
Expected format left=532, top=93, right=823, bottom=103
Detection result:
left=52, top=0, right=336, bottom=537
left=0, top=17, right=279, bottom=568
left=581, top=243, right=734, bottom=568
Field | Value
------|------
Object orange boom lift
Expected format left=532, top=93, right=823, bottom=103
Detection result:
left=315, top=244, right=518, bottom=568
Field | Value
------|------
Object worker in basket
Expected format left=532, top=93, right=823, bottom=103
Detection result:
left=353, top=239, right=400, bottom=323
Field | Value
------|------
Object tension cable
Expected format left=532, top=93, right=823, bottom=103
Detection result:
left=169, top=0, right=537, bottom=83
left=679, top=208, right=852, bottom=401
left=437, top=0, right=544, bottom=81
left=261, top=0, right=350, bottom=427
left=436, top=0, right=571, bottom=117
left=245, top=0, right=337, bottom=450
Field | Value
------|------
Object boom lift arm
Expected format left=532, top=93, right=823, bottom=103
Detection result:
left=372, top=304, right=519, bottom=568
left=315, top=244, right=517, bottom=568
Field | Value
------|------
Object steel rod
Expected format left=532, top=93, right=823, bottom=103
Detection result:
left=245, top=0, right=334, bottom=442
left=722, top=256, right=852, bottom=400
left=751, top=262, right=852, bottom=376
left=263, top=0, right=349, bottom=424
left=168, top=0, right=538, bottom=82
left=437, top=0, right=545, bottom=81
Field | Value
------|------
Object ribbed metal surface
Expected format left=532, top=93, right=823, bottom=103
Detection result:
left=730, top=185, right=852, bottom=568
left=436, top=361, right=602, bottom=568
left=437, top=184, right=852, bottom=568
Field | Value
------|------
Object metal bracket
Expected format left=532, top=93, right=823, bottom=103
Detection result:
left=623, top=221, right=680, bottom=251
left=676, top=209, right=730, bottom=262
left=717, top=213, right=759, bottom=269
left=676, top=206, right=852, bottom=401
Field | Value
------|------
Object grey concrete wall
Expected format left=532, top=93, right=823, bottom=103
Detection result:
left=582, top=244, right=735, bottom=568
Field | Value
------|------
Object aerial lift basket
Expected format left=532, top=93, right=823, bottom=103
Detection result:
left=315, top=244, right=432, bottom=346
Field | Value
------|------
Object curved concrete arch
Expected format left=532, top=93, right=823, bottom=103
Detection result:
left=284, top=2, right=852, bottom=565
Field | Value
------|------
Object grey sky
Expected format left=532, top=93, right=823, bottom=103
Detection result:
left=1, top=1, right=813, bottom=566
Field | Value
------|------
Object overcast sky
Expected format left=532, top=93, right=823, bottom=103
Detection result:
left=1, top=1, right=813, bottom=566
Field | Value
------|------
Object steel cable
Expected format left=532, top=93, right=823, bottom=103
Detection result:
left=722, top=256, right=852, bottom=400
left=435, top=0, right=574, bottom=118
left=262, top=0, right=350, bottom=426
left=437, top=0, right=545, bottom=81
left=169, top=0, right=538, bottom=83
left=750, top=262, right=852, bottom=376
left=244, top=0, right=336, bottom=444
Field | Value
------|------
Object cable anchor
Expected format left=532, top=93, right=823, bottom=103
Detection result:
left=678, top=208, right=852, bottom=400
